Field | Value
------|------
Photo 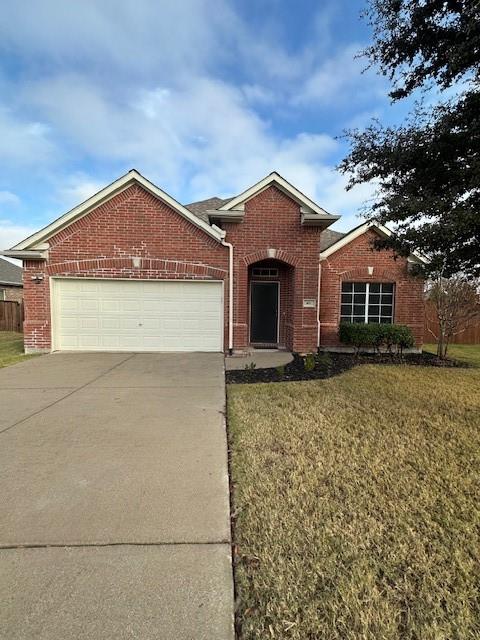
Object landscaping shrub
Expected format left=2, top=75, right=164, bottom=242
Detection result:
left=339, top=322, right=414, bottom=354
left=303, top=353, right=316, bottom=371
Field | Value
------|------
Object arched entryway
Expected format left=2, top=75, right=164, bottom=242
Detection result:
left=248, top=259, right=295, bottom=350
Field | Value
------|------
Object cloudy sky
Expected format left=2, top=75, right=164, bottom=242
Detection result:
left=0, top=0, right=414, bottom=250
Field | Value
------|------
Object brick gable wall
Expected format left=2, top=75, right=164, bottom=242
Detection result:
left=319, top=229, right=425, bottom=348
left=23, top=185, right=228, bottom=352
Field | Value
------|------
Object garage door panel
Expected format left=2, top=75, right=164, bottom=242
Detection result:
left=53, top=279, right=223, bottom=352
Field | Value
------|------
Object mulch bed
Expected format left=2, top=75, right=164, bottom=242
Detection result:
left=226, top=351, right=466, bottom=384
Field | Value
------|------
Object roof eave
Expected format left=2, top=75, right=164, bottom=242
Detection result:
left=206, top=210, right=244, bottom=223
left=301, top=213, right=341, bottom=229
left=1, top=250, right=47, bottom=261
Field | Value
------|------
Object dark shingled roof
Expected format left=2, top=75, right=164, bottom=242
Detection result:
left=319, top=229, right=345, bottom=252
left=0, top=257, right=22, bottom=286
left=185, top=196, right=233, bottom=222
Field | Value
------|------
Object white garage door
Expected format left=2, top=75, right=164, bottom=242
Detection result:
left=51, top=278, right=223, bottom=352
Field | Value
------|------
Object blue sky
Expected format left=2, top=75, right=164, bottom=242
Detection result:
left=0, top=0, right=414, bottom=250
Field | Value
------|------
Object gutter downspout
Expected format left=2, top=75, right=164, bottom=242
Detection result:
left=221, top=238, right=234, bottom=354
left=317, top=259, right=322, bottom=351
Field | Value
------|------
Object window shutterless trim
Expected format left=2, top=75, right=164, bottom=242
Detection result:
left=340, top=282, right=395, bottom=324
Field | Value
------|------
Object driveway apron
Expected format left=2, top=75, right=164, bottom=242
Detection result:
left=0, top=352, right=234, bottom=640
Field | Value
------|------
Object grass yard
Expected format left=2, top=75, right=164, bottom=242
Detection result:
left=424, top=343, right=480, bottom=368
left=0, top=331, right=36, bottom=368
left=228, top=345, right=480, bottom=639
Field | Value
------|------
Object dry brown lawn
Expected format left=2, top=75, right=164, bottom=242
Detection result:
left=228, top=349, right=480, bottom=639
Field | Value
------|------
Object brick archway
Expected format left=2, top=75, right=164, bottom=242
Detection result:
left=46, top=257, right=227, bottom=280
left=340, top=266, right=397, bottom=282
left=243, top=249, right=299, bottom=267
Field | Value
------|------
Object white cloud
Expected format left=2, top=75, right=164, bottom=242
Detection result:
left=55, top=173, right=105, bottom=209
left=0, top=0, right=384, bottom=228
left=0, top=191, right=20, bottom=208
left=0, top=107, right=55, bottom=167
left=0, top=219, right=37, bottom=251
left=294, top=45, right=386, bottom=107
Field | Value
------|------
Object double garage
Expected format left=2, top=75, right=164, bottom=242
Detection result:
left=50, top=278, right=224, bottom=353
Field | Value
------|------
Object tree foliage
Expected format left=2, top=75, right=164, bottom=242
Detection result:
left=340, top=0, right=480, bottom=277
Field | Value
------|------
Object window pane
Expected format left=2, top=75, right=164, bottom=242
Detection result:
left=353, top=293, right=365, bottom=303
left=354, top=283, right=366, bottom=292
left=340, top=316, right=350, bottom=323
left=353, top=317, right=364, bottom=323
left=341, top=305, right=352, bottom=316
left=370, top=283, right=380, bottom=293
left=369, top=293, right=380, bottom=304
left=381, top=305, right=392, bottom=316
left=380, top=317, right=392, bottom=324
left=368, top=305, right=380, bottom=316
left=341, top=293, right=352, bottom=304
left=368, top=317, right=380, bottom=324
left=382, top=283, right=394, bottom=293
left=342, top=282, right=353, bottom=292
left=353, top=304, right=365, bottom=315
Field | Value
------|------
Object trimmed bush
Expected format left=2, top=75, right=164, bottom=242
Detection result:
left=303, top=353, right=316, bottom=371
left=339, top=322, right=414, bottom=355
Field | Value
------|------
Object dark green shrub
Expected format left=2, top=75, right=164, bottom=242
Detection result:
left=339, top=322, right=414, bottom=355
left=395, top=325, right=415, bottom=353
left=339, top=323, right=378, bottom=354
left=275, top=364, right=285, bottom=377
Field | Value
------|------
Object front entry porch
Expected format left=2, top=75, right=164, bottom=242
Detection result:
left=248, top=259, right=294, bottom=350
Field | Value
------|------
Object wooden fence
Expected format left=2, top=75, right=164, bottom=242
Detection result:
left=0, top=301, right=24, bottom=332
left=424, top=300, right=480, bottom=344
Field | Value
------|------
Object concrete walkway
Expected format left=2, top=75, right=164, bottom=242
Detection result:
left=0, top=353, right=234, bottom=640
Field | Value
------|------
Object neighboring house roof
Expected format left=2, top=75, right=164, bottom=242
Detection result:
left=0, top=257, right=23, bottom=286
left=319, top=221, right=429, bottom=264
left=3, top=170, right=226, bottom=260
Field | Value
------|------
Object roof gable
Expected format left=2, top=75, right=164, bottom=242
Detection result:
left=7, top=170, right=225, bottom=255
left=218, top=171, right=337, bottom=218
left=319, top=221, right=428, bottom=264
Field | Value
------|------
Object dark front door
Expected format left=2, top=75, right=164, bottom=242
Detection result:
left=250, top=281, right=279, bottom=344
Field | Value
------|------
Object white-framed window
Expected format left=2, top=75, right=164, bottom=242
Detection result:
left=252, top=267, right=279, bottom=278
left=340, top=282, right=395, bottom=324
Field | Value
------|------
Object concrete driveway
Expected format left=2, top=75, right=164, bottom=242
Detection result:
left=0, top=353, right=234, bottom=640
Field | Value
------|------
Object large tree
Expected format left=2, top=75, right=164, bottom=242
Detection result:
left=340, top=0, right=480, bottom=277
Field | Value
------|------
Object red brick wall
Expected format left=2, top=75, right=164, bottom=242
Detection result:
left=23, top=184, right=228, bottom=352
left=224, top=185, right=321, bottom=352
left=319, top=229, right=425, bottom=349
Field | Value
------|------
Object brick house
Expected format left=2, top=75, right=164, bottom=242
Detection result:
left=0, top=257, right=23, bottom=303
left=2, top=170, right=426, bottom=354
